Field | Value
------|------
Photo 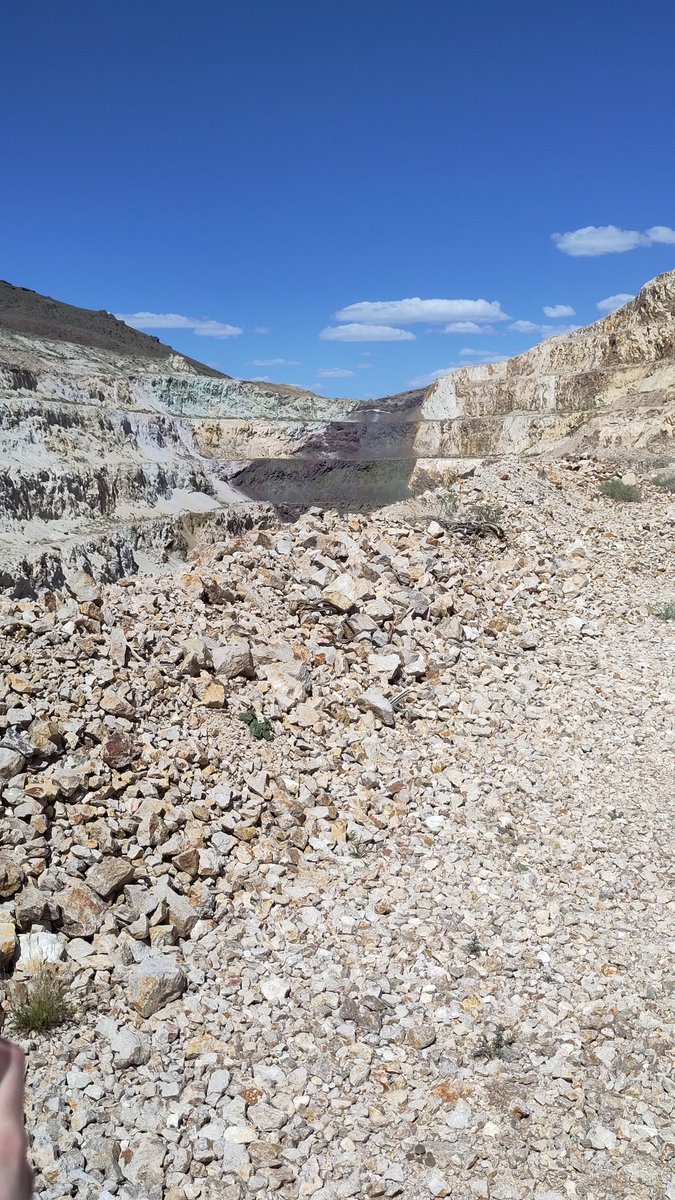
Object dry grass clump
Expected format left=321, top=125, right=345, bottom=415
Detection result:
left=8, top=967, right=70, bottom=1034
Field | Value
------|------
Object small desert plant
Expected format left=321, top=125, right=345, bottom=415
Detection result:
left=655, top=601, right=675, bottom=621
left=473, top=1024, right=514, bottom=1061
left=653, top=472, right=675, bottom=492
left=463, top=501, right=505, bottom=525
left=238, top=710, right=274, bottom=741
left=9, top=968, right=70, bottom=1034
left=467, top=932, right=483, bottom=957
left=600, top=479, right=642, bottom=502
left=428, top=490, right=460, bottom=526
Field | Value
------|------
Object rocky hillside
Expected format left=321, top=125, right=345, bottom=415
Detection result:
left=1, top=274, right=674, bottom=595
left=0, top=285, right=355, bottom=594
left=420, top=270, right=675, bottom=457
left=1, top=458, right=674, bottom=1199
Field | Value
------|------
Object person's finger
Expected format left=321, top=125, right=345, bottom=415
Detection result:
left=0, top=1039, right=26, bottom=1123
left=0, top=1039, right=32, bottom=1200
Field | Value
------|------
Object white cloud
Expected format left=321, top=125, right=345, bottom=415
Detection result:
left=442, top=320, right=496, bottom=334
left=408, top=352, right=505, bottom=387
left=509, top=320, right=539, bottom=333
left=458, top=349, right=506, bottom=362
left=317, top=367, right=356, bottom=378
left=552, top=224, right=675, bottom=256
left=116, top=311, right=242, bottom=338
left=510, top=320, right=578, bottom=337
left=320, top=323, right=415, bottom=342
left=407, top=367, right=455, bottom=387
left=333, top=297, right=509, bottom=325
left=596, top=292, right=634, bottom=313
left=645, top=225, right=675, bottom=245
left=543, top=304, right=575, bottom=318
left=248, top=358, right=300, bottom=366
left=252, top=326, right=271, bottom=334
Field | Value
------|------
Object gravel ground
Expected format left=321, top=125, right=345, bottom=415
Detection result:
left=1, top=457, right=674, bottom=1200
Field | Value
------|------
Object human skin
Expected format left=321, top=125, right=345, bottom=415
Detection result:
left=0, top=1039, right=33, bottom=1200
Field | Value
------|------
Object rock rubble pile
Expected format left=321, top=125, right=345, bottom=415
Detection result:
left=1, top=458, right=674, bottom=1200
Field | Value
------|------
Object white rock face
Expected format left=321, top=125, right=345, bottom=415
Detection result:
left=420, top=272, right=675, bottom=458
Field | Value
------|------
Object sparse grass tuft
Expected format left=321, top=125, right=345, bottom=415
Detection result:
left=238, top=710, right=275, bottom=741
left=600, top=479, right=642, bottom=502
left=9, top=968, right=70, bottom=1034
left=653, top=472, right=675, bottom=493
left=473, top=1024, right=514, bottom=1061
left=655, top=601, right=675, bottom=621
left=467, top=932, right=483, bottom=957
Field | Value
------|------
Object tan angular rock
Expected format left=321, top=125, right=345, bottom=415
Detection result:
left=211, top=639, right=255, bottom=679
left=359, top=688, right=395, bottom=726
left=173, top=846, right=201, bottom=877
left=180, top=573, right=206, bottom=600
left=259, top=661, right=311, bottom=712
left=152, top=880, right=199, bottom=937
left=25, top=720, right=63, bottom=756
left=127, top=955, right=187, bottom=1017
left=321, top=572, right=369, bottom=613
left=194, top=680, right=226, bottom=708
left=0, top=852, right=22, bottom=898
left=24, top=775, right=61, bottom=802
left=0, top=747, right=25, bottom=782
left=66, top=570, right=102, bottom=605
left=0, top=912, right=17, bottom=967
left=14, top=885, right=48, bottom=930
left=100, top=688, right=135, bottom=718
left=7, top=673, right=33, bottom=695
left=369, top=652, right=402, bottom=681
left=87, top=857, right=135, bottom=899
left=59, top=883, right=105, bottom=937
left=109, top=626, right=128, bottom=666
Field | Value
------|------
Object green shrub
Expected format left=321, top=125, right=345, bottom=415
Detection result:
left=653, top=472, right=675, bottom=493
left=238, top=710, right=274, bottom=741
left=600, top=479, right=642, bottom=502
left=656, top=601, right=675, bottom=621
left=10, top=969, right=70, bottom=1034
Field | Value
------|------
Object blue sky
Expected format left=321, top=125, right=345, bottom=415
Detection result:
left=2, top=0, right=674, bottom=399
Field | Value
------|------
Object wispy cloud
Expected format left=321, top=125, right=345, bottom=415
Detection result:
left=543, top=303, right=575, bottom=318
left=248, top=358, right=300, bottom=366
left=552, top=224, right=675, bottom=256
left=442, top=320, right=496, bottom=334
left=317, top=367, right=356, bottom=378
left=408, top=352, right=505, bottom=387
left=458, top=349, right=506, bottom=362
left=510, top=319, right=578, bottom=336
left=407, top=367, right=456, bottom=388
left=252, top=326, right=271, bottom=334
left=117, top=311, right=242, bottom=338
left=596, top=292, right=634, bottom=313
left=334, top=297, right=509, bottom=325
left=320, top=323, right=415, bottom=342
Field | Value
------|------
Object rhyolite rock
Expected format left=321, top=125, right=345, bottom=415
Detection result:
left=127, top=956, right=187, bottom=1017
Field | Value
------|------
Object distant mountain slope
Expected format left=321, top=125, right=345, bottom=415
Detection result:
left=0, top=280, right=227, bottom=377
left=0, top=273, right=673, bottom=594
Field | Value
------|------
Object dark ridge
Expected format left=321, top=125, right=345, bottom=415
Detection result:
left=0, top=281, right=228, bottom=378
